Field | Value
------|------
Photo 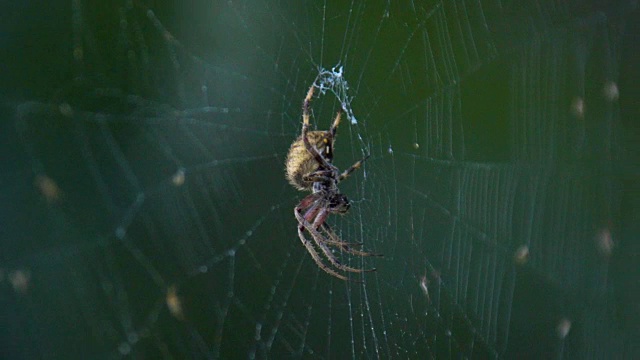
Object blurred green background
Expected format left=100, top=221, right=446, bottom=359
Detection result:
left=1, top=0, right=639, bottom=358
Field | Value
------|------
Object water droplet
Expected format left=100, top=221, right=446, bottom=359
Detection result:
left=603, top=81, right=619, bottom=102
left=118, top=342, right=131, bottom=355
left=127, top=332, right=139, bottom=344
left=514, top=245, right=529, bottom=265
left=571, top=97, right=585, bottom=119
left=557, top=318, right=571, bottom=339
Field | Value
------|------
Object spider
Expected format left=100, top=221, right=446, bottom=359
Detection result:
left=285, top=84, right=381, bottom=281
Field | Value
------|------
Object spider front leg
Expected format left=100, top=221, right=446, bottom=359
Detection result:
left=302, top=168, right=337, bottom=184
left=338, top=154, right=371, bottom=182
left=301, top=86, right=334, bottom=169
left=324, top=110, right=342, bottom=159
left=329, top=110, right=342, bottom=138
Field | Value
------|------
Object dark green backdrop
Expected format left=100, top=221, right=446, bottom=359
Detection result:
left=1, top=0, right=639, bottom=358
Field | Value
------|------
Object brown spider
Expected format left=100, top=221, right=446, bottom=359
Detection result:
left=285, top=85, right=381, bottom=280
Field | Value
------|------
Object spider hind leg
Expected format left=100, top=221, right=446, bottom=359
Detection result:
left=321, top=223, right=384, bottom=258
left=295, top=208, right=377, bottom=275
left=297, top=225, right=347, bottom=281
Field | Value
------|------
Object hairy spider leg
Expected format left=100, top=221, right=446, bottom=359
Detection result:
left=299, top=200, right=349, bottom=244
left=302, top=85, right=337, bottom=171
left=319, top=223, right=365, bottom=246
left=329, top=110, right=342, bottom=138
left=320, top=223, right=384, bottom=258
left=295, top=196, right=348, bottom=280
left=293, top=198, right=348, bottom=280
left=297, top=225, right=347, bottom=281
left=297, top=192, right=319, bottom=210
left=298, top=196, right=349, bottom=246
left=324, top=110, right=342, bottom=160
left=338, top=154, right=371, bottom=182
left=302, top=169, right=334, bottom=184
left=308, top=208, right=377, bottom=273
left=295, top=208, right=376, bottom=274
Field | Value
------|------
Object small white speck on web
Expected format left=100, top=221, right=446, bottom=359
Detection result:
left=388, top=145, right=394, bottom=154
left=333, top=65, right=343, bottom=78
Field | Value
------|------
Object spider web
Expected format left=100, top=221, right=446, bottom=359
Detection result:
left=2, top=0, right=639, bottom=358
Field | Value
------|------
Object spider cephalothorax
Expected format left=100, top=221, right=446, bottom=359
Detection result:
left=285, top=85, right=381, bottom=281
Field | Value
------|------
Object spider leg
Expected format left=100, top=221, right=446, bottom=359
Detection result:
left=295, top=200, right=350, bottom=280
left=316, top=222, right=364, bottom=247
left=338, top=154, right=371, bottom=182
left=297, top=206, right=359, bottom=252
left=303, top=204, right=382, bottom=258
left=320, top=223, right=384, bottom=258
left=297, top=225, right=347, bottom=281
left=314, top=233, right=376, bottom=273
left=302, top=169, right=334, bottom=184
left=329, top=110, right=342, bottom=137
left=297, top=192, right=320, bottom=212
left=300, top=199, right=321, bottom=224
left=314, top=110, right=341, bottom=163
left=302, top=85, right=336, bottom=170
left=296, top=208, right=376, bottom=274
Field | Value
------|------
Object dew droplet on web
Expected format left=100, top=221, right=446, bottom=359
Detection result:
left=172, top=168, right=186, bottom=186
left=571, top=97, right=585, bottom=119
left=556, top=318, right=571, bottom=339
left=514, top=245, right=529, bottom=265
left=603, top=81, right=619, bottom=102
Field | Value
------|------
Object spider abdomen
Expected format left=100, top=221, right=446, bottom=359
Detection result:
left=285, top=131, right=331, bottom=191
